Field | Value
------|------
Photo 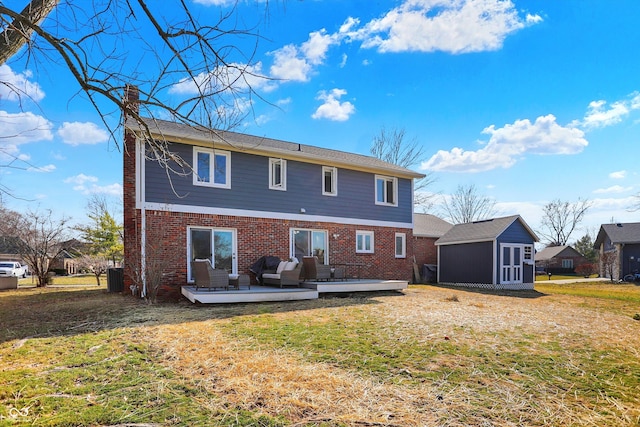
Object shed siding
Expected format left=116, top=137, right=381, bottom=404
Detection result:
left=495, top=220, right=536, bottom=282
left=144, top=142, right=413, bottom=223
left=439, top=241, right=494, bottom=284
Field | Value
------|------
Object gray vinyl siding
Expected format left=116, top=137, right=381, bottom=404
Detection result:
left=439, top=241, right=494, bottom=284
left=144, top=142, right=413, bottom=223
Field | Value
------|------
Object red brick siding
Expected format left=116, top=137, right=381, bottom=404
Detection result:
left=139, top=211, right=414, bottom=287
left=123, top=127, right=415, bottom=297
left=412, top=236, right=438, bottom=267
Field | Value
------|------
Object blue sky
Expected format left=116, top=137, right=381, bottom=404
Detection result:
left=1, top=0, right=639, bottom=242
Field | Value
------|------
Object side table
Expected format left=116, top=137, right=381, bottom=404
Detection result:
left=229, top=273, right=250, bottom=290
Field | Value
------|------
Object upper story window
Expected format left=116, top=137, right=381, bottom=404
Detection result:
left=375, top=175, right=398, bottom=206
left=323, top=166, right=337, bottom=196
left=193, top=147, right=231, bottom=188
left=269, top=158, right=287, bottom=191
left=356, top=230, right=374, bottom=253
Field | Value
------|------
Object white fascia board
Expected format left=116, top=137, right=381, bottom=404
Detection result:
left=139, top=201, right=413, bottom=230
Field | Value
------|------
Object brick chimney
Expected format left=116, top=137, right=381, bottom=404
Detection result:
left=123, top=84, right=140, bottom=115
left=122, top=84, right=140, bottom=295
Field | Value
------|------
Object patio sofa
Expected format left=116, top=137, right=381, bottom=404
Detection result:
left=262, top=259, right=302, bottom=288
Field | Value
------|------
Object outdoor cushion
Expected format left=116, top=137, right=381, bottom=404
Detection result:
left=276, top=261, right=288, bottom=274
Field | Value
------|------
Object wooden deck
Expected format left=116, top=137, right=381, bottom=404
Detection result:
left=181, top=279, right=408, bottom=304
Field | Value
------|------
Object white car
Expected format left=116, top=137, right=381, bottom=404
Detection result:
left=0, top=261, right=27, bottom=278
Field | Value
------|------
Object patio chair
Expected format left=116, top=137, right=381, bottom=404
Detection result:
left=302, top=256, right=332, bottom=281
left=191, top=259, right=229, bottom=291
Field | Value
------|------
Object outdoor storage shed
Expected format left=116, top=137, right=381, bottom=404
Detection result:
left=435, top=215, right=539, bottom=290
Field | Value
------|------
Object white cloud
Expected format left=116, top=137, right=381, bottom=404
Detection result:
left=593, top=185, right=633, bottom=194
left=351, top=0, right=542, bottom=54
left=64, top=174, right=99, bottom=186
left=269, top=29, right=342, bottom=82
left=609, top=170, right=626, bottom=179
left=57, top=121, right=109, bottom=146
left=580, top=99, right=629, bottom=129
left=0, top=64, right=45, bottom=102
left=301, top=30, right=337, bottom=65
left=573, top=91, right=640, bottom=130
left=27, top=164, right=56, bottom=173
left=170, top=62, right=276, bottom=95
left=0, top=110, right=53, bottom=158
left=311, top=89, right=355, bottom=122
left=422, top=114, right=588, bottom=172
left=269, top=45, right=313, bottom=82
left=64, top=174, right=121, bottom=196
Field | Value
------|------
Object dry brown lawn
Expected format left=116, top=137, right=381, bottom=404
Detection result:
left=1, top=282, right=639, bottom=426
left=143, top=284, right=640, bottom=426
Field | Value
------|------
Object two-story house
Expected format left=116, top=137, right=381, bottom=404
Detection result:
left=122, top=102, right=424, bottom=298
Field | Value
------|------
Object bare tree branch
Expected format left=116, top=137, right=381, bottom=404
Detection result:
left=369, top=126, right=436, bottom=211
left=440, top=184, right=497, bottom=224
left=537, top=198, right=592, bottom=246
left=1, top=0, right=271, bottom=197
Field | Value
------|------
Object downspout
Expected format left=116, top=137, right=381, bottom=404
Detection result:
left=139, top=136, right=147, bottom=299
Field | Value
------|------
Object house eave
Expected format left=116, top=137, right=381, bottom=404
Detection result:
left=125, top=119, right=425, bottom=180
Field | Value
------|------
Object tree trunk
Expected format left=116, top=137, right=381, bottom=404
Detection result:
left=0, top=0, right=58, bottom=65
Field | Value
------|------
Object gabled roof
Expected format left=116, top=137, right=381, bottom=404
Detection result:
left=594, top=222, right=640, bottom=247
left=126, top=117, right=425, bottom=179
left=535, top=245, right=582, bottom=261
left=413, top=213, right=453, bottom=238
left=0, top=236, right=24, bottom=254
left=435, top=215, right=539, bottom=246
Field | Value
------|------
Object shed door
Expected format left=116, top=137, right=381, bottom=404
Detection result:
left=501, top=244, right=522, bottom=284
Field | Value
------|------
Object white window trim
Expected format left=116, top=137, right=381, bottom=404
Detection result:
left=395, top=233, right=406, bottom=258
left=193, top=147, right=231, bottom=189
left=356, top=230, right=374, bottom=254
left=375, top=175, right=398, bottom=207
left=322, top=166, right=338, bottom=196
left=523, top=244, right=534, bottom=265
left=269, top=158, right=287, bottom=191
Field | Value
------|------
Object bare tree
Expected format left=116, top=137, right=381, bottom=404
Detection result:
left=1, top=1, right=267, bottom=184
left=600, top=250, right=618, bottom=282
left=0, top=208, right=70, bottom=287
left=370, top=126, right=436, bottom=211
left=538, top=198, right=592, bottom=246
left=631, top=193, right=640, bottom=212
left=441, top=184, right=497, bottom=224
left=126, top=210, right=181, bottom=304
left=76, top=254, right=110, bottom=286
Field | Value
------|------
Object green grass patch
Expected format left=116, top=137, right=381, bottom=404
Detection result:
left=536, top=281, right=640, bottom=303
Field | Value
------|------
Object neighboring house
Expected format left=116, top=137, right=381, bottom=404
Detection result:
left=594, top=222, right=640, bottom=281
left=412, top=213, right=452, bottom=282
left=48, top=239, right=90, bottom=275
left=122, top=93, right=424, bottom=296
left=0, top=236, right=24, bottom=263
left=435, top=215, right=539, bottom=290
left=535, top=245, right=588, bottom=274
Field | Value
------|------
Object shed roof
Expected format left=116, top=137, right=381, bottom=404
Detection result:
left=125, top=117, right=425, bottom=179
left=594, top=222, right=640, bottom=247
left=413, top=214, right=453, bottom=238
left=435, top=215, right=539, bottom=246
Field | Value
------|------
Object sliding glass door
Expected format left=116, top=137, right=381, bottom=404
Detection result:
left=291, top=229, right=328, bottom=264
left=189, top=227, right=236, bottom=279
